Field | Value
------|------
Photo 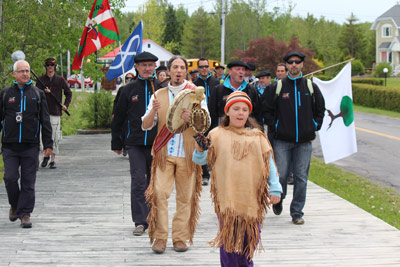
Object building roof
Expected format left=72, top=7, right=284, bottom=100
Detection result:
left=379, top=42, right=392, bottom=49
left=371, top=5, right=400, bottom=30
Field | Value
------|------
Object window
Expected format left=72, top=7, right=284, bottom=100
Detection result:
left=382, top=24, right=392, bottom=38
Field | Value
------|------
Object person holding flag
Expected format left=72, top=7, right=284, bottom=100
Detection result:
left=264, top=51, right=325, bottom=225
left=72, top=0, right=120, bottom=70
left=111, top=52, right=159, bottom=236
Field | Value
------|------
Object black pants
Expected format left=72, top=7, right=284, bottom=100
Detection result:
left=126, top=145, right=152, bottom=227
left=2, top=146, right=39, bottom=217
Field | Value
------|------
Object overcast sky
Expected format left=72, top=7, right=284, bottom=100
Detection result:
left=122, top=0, right=397, bottom=25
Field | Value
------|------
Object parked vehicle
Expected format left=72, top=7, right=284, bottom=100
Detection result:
left=67, top=74, right=94, bottom=88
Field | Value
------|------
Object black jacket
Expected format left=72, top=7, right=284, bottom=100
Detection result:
left=208, top=77, right=261, bottom=129
left=193, top=73, right=220, bottom=103
left=264, top=76, right=325, bottom=143
left=111, top=78, right=157, bottom=150
left=0, top=82, right=53, bottom=149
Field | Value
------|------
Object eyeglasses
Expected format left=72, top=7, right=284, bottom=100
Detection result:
left=198, top=65, right=209, bottom=69
left=15, top=70, right=30, bottom=74
left=46, top=63, right=55, bottom=66
left=287, top=60, right=302, bottom=65
left=125, top=77, right=133, bottom=81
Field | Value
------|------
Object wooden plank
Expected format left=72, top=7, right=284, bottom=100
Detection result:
left=0, top=134, right=399, bottom=266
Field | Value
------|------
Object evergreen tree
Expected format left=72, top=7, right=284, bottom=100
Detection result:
left=338, top=13, right=367, bottom=62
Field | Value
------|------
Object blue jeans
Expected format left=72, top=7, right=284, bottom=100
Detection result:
left=273, top=140, right=312, bottom=217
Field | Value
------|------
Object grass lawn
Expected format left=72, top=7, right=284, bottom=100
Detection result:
left=386, top=77, right=400, bottom=87
left=310, top=157, right=400, bottom=230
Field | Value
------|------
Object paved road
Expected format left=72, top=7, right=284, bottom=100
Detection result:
left=312, top=112, right=400, bottom=193
left=1, top=134, right=400, bottom=266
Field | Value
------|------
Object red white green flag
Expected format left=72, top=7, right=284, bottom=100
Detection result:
left=72, top=0, right=120, bottom=70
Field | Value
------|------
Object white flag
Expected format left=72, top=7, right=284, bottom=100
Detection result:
left=313, top=63, right=357, bottom=164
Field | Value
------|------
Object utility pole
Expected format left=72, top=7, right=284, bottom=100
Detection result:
left=220, top=0, right=226, bottom=65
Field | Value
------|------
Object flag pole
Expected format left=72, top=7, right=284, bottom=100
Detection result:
left=118, top=41, right=126, bottom=86
left=304, top=58, right=355, bottom=78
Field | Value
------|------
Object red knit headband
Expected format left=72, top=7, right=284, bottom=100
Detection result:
left=224, top=91, right=253, bottom=113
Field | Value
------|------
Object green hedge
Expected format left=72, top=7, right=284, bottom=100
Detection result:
left=352, top=84, right=400, bottom=112
left=313, top=74, right=333, bottom=81
left=352, top=78, right=384, bottom=86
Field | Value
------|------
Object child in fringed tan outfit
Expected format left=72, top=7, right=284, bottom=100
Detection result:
left=193, top=91, right=282, bottom=267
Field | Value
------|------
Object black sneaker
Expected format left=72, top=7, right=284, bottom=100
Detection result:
left=292, top=215, right=304, bottom=225
left=41, top=156, right=50, bottom=168
left=49, top=162, right=57, bottom=169
left=272, top=200, right=283, bottom=215
left=287, top=173, right=294, bottom=185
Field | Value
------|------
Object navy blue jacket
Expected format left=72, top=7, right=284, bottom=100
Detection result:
left=264, top=75, right=325, bottom=143
left=111, top=78, right=157, bottom=150
left=0, top=82, right=53, bottom=149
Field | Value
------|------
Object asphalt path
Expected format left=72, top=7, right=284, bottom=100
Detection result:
left=312, top=111, right=400, bottom=193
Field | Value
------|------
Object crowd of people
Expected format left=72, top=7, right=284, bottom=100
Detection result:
left=1, top=50, right=325, bottom=266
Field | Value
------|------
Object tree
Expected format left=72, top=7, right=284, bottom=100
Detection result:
left=231, top=35, right=319, bottom=74
left=0, top=0, right=125, bottom=88
left=338, top=13, right=367, bottom=62
left=161, top=4, right=186, bottom=55
left=181, top=7, right=215, bottom=59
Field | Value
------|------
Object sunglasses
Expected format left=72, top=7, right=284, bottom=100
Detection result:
left=287, top=60, right=302, bottom=65
left=198, top=65, right=209, bottom=69
left=125, top=77, right=133, bottom=81
left=46, top=63, right=55, bottom=66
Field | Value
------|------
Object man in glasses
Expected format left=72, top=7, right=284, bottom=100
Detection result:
left=37, top=58, right=72, bottom=169
left=264, top=51, right=325, bottom=225
left=0, top=60, right=53, bottom=228
left=193, top=58, right=219, bottom=186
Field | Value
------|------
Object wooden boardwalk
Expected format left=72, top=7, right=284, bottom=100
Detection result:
left=0, top=134, right=399, bottom=266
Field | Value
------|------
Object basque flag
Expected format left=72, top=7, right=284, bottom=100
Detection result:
left=106, top=21, right=143, bottom=81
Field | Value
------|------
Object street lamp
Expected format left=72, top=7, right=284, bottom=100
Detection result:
left=383, top=67, right=388, bottom=87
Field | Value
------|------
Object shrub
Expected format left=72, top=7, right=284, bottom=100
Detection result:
left=313, top=74, right=333, bottom=81
left=80, top=89, right=114, bottom=129
left=351, top=60, right=365, bottom=76
left=373, top=62, right=392, bottom=77
left=352, top=84, right=400, bottom=112
left=352, top=78, right=384, bottom=86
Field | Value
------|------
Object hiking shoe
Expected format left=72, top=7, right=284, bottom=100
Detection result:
left=122, top=148, right=127, bottom=157
left=173, top=241, right=188, bottom=252
left=292, top=215, right=304, bottom=225
left=272, top=200, right=283, bottom=215
left=9, top=207, right=18, bottom=222
left=152, top=239, right=167, bottom=254
left=49, top=162, right=57, bottom=169
left=20, top=214, right=32, bottom=228
left=133, top=225, right=146, bottom=236
left=202, top=178, right=209, bottom=186
left=41, top=156, right=50, bottom=168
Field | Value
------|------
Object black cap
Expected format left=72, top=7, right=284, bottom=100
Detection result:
left=45, top=58, right=56, bottom=64
left=156, top=65, right=167, bottom=72
left=283, top=51, right=306, bottom=62
left=256, top=71, right=271, bottom=78
left=134, top=52, right=158, bottom=63
left=246, top=63, right=256, bottom=71
left=227, top=60, right=248, bottom=69
left=189, top=69, right=199, bottom=74
left=215, top=65, right=225, bottom=70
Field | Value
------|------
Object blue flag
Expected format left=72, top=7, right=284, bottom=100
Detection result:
left=106, top=21, right=143, bottom=81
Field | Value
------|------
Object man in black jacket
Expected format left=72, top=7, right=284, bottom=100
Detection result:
left=111, top=52, right=158, bottom=236
left=208, top=60, right=261, bottom=130
left=264, top=51, right=325, bottom=225
left=193, top=58, right=220, bottom=186
left=0, top=60, right=53, bottom=228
